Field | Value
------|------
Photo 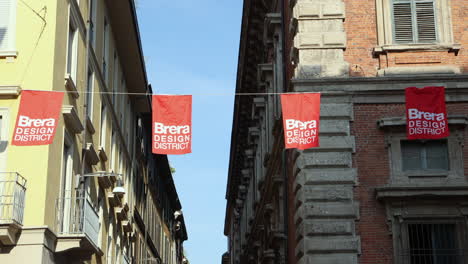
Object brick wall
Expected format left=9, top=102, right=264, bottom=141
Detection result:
left=343, top=0, right=468, bottom=77
left=352, top=102, right=468, bottom=264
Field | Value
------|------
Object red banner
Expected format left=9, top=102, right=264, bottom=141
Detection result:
left=12, top=90, right=64, bottom=146
left=152, top=95, right=192, bottom=155
left=281, top=93, right=320, bottom=149
left=405, top=86, right=449, bottom=140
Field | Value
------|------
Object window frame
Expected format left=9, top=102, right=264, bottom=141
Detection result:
left=400, top=139, right=449, bottom=172
left=375, top=0, right=456, bottom=51
left=385, top=129, right=464, bottom=181
left=86, top=68, right=94, bottom=121
left=397, top=218, right=467, bottom=264
left=0, top=0, right=17, bottom=57
left=99, top=102, right=107, bottom=149
left=0, top=108, right=9, bottom=172
left=66, top=6, right=79, bottom=83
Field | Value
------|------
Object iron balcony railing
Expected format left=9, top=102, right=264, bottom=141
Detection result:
left=122, top=255, right=131, bottom=264
left=0, top=172, right=27, bottom=225
left=56, top=191, right=100, bottom=248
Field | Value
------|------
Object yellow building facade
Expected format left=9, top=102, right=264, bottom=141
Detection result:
left=0, top=0, right=187, bottom=263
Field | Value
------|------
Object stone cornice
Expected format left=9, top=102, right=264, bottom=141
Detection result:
left=378, top=116, right=468, bottom=128
left=376, top=184, right=468, bottom=200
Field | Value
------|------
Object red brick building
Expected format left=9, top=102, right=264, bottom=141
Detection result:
left=224, top=0, right=468, bottom=263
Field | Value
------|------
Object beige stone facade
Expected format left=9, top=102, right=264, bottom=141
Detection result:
left=0, top=0, right=187, bottom=263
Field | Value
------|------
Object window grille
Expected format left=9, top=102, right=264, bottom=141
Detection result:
left=401, top=223, right=465, bottom=264
left=401, top=140, right=449, bottom=171
left=392, top=0, right=437, bottom=43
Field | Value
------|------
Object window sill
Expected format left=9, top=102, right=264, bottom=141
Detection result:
left=374, top=43, right=461, bottom=54
left=404, top=170, right=448, bottom=178
left=0, top=51, right=18, bottom=58
left=0, top=86, right=21, bottom=98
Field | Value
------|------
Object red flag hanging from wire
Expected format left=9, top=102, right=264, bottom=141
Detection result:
left=152, top=95, right=192, bottom=155
left=406, top=86, right=449, bottom=140
left=12, top=90, right=65, bottom=146
left=281, top=93, right=321, bottom=149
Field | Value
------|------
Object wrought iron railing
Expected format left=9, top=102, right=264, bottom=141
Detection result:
left=56, top=192, right=100, bottom=247
left=0, top=172, right=27, bottom=225
left=122, top=254, right=131, bottom=264
left=399, top=223, right=466, bottom=264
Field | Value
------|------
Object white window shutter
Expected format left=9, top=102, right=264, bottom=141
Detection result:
left=415, top=1, right=437, bottom=42
left=393, top=2, right=414, bottom=43
left=0, top=0, right=14, bottom=51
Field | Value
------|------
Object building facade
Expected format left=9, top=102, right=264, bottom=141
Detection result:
left=224, top=0, right=468, bottom=264
left=0, top=0, right=187, bottom=263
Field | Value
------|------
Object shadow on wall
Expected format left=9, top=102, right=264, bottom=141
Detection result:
left=0, top=27, right=6, bottom=47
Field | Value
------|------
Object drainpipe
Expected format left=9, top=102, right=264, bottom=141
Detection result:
left=280, top=0, right=289, bottom=263
left=79, top=0, right=92, bottom=190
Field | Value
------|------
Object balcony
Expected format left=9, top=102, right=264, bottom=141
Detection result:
left=0, top=172, right=26, bottom=246
left=55, top=193, right=102, bottom=255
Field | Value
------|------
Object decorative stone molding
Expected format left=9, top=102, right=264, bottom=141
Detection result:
left=85, top=143, right=100, bottom=165
left=107, top=192, right=122, bottom=207
left=263, top=13, right=281, bottom=46
left=377, top=65, right=461, bottom=76
left=0, top=51, right=18, bottom=58
left=64, top=74, right=79, bottom=98
left=251, top=97, right=266, bottom=119
left=0, top=222, right=21, bottom=245
left=376, top=185, right=468, bottom=200
left=294, top=2, right=345, bottom=20
left=88, top=171, right=117, bottom=189
left=378, top=115, right=468, bottom=128
left=295, top=32, right=346, bottom=49
left=374, top=43, right=461, bottom=54
left=62, top=105, right=84, bottom=134
left=98, top=146, right=108, bottom=162
left=257, top=63, right=273, bottom=84
left=86, top=117, right=96, bottom=135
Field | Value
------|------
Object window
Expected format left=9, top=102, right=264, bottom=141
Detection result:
left=401, top=222, right=465, bottom=264
left=375, top=0, right=455, bottom=49
left=0, top=0, right=16, bottom=55
left=86, top=68, right=94, bottom=120
left=110, top=129, right=116, bottom=172
left=112, top=52, right=119, bottom=107
left=392, top=0, right=437, bottom=43
left=378, top=117, right=465, bottom=180
left=89, top=0, right=96, bottom=48
left=66, top=13, right=78, bottom=82
left=102, top=17, right=109, bottom=83
left=401, top=140, right=449, bottom=171
left=59, top=133, right=74, bottom=232
left=100, top=103, right=107, bottom=148
left=0, top=109, right=9, bottom=172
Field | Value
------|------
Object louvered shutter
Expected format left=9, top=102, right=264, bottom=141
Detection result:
left=0, top=0, right=13, bottom=51
left=415, top=1, right=437, bottom=42
left=393, top=1, right=414, bottom=43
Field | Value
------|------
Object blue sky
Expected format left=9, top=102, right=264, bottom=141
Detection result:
left=136, top=1, right=242, bottom=263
